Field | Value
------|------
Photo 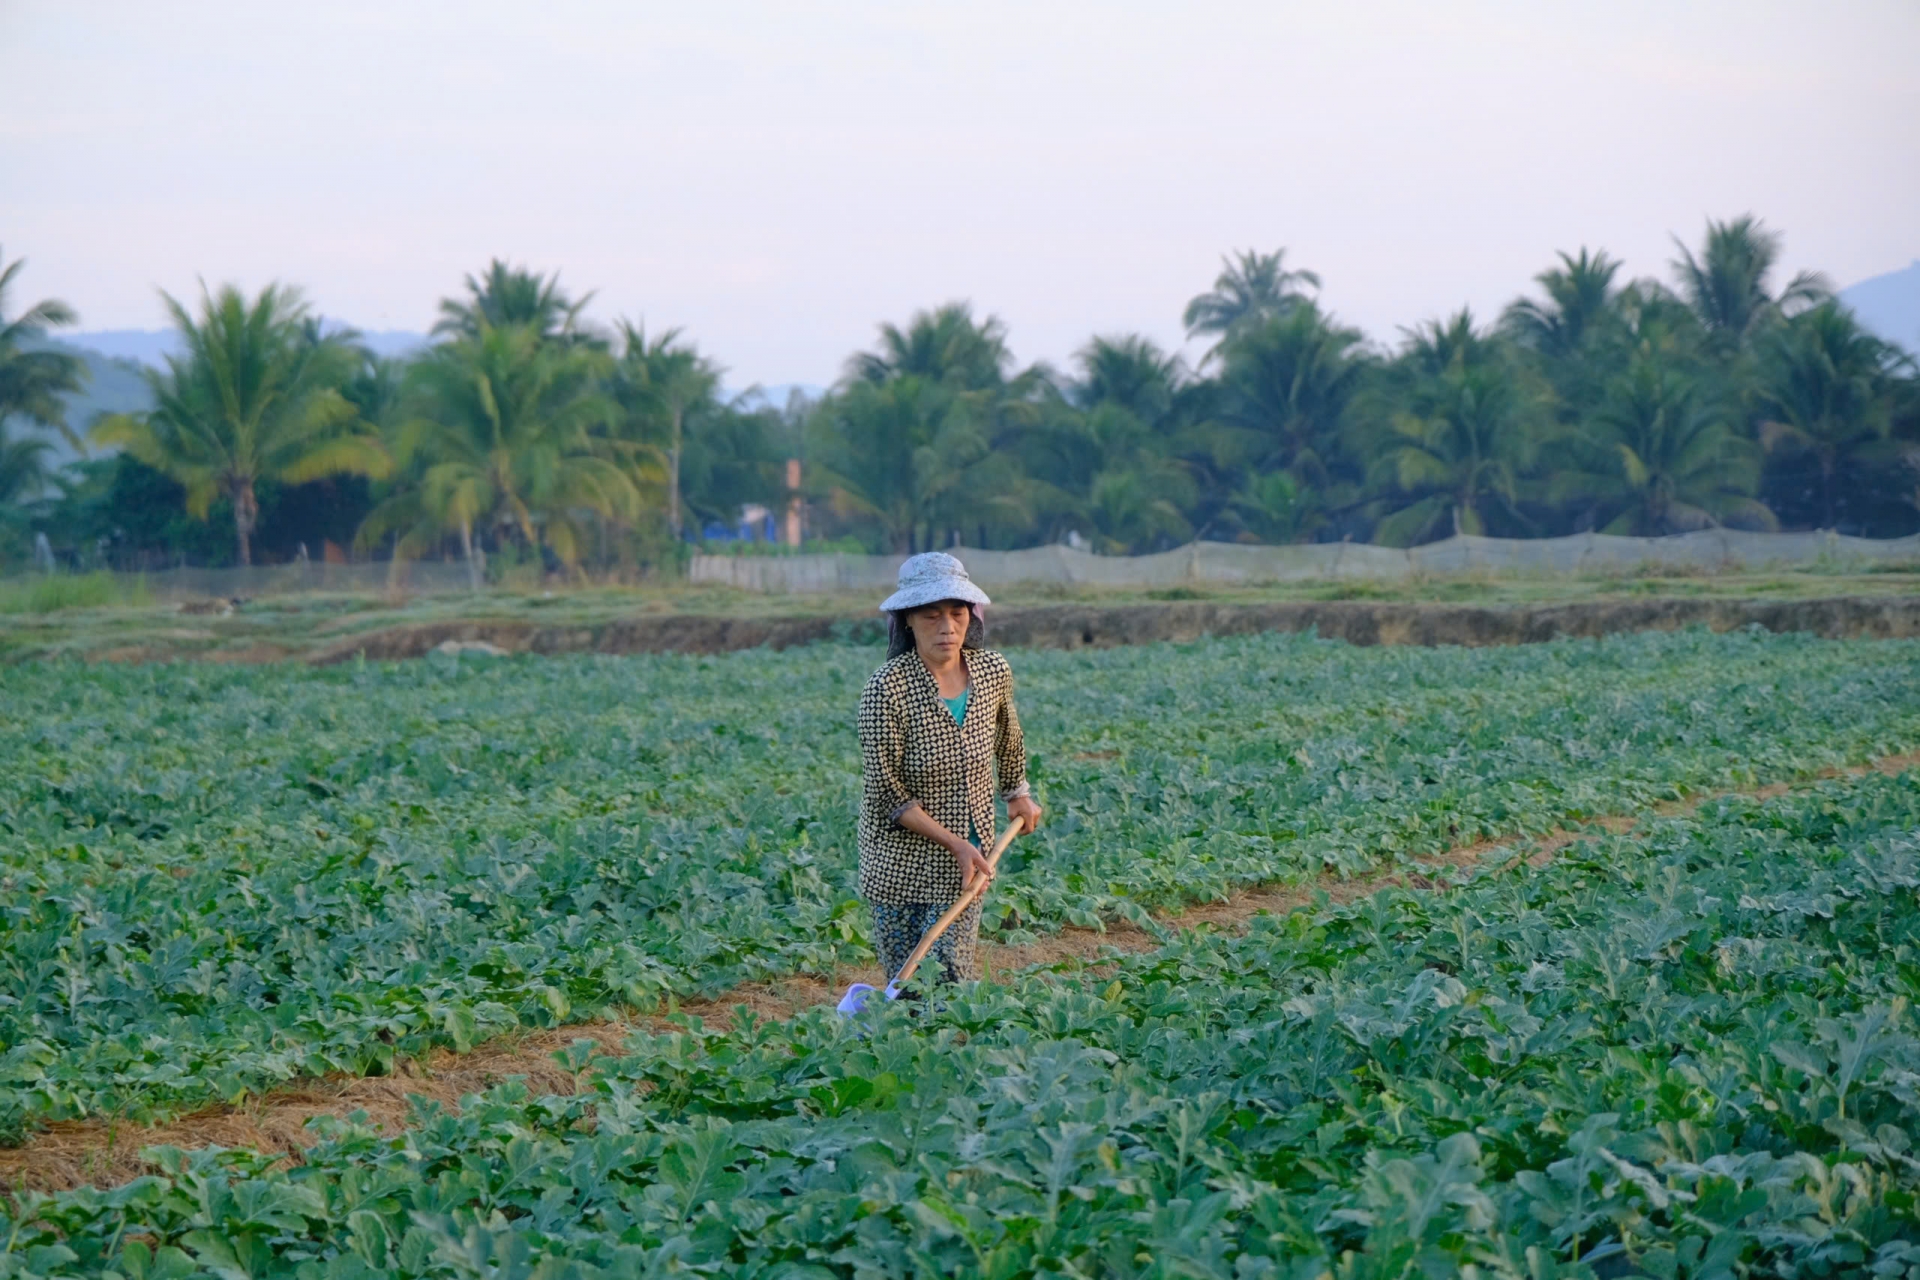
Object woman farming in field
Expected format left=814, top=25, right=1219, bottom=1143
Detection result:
left=858, top=552, right=1042, bottom=988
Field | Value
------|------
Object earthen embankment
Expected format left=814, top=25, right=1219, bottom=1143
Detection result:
left=302, top=595, right=1920, bottom=664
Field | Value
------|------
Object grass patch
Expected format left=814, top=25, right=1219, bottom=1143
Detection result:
left=0, top=572, right=152, bottom=615
left=1302, top=579, right=1407, bottom=601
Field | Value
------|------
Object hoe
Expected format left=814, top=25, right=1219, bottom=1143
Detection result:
left=837, top=816, right=1027, bottom=1015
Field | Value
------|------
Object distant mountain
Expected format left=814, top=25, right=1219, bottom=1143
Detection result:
left=67, top=329, right=179, bottom=367
left=66, top=326, right=430, bottom=368
left=29, top=325, right=427, bottom=473
left=1840, top=261, right=1920, bottom=356
left=730, top=382, right=826, bottom=411
left=356, top=330, right=431, bottom=359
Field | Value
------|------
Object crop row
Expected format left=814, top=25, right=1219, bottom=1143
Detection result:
left=7, top=763, right=1919, bottom=1277
left=2, top=627, right=1918, bottom=1128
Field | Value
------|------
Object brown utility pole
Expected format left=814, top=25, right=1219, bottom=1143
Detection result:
left=785, top=458, right=803, bottom=547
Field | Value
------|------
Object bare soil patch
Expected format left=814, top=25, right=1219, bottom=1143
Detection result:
left=2, top=1024, right=630, bottom=1193
left=202, top=643, right=294, bottom=664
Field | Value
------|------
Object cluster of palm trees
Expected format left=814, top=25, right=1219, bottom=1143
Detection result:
left=0, top=256, right=760, bottom=577
left=2, top=214, right=1916, bottom=576
left=811, top=223, right=1916, bottom=553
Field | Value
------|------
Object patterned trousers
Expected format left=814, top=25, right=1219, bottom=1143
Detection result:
left=869, top=899, right=983, bottom=986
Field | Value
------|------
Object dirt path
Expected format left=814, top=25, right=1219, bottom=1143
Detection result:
left=5, top=751, right=1915, bottom=1193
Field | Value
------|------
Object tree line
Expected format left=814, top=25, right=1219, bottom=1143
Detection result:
left=2, top=215, right=1917, bottom=578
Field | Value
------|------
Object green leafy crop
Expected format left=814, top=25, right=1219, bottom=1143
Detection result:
left=7, top=770, right=1920, bottom=1277
left=2, top=628, right=1917, bottom=1134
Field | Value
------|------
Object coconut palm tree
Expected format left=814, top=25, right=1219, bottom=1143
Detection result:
left=91, top=284, right=388, bottom=566
left=1073, top=334, right=1182, bottom=423
left=1757, top=301, right=1907, bottom=530
left=343, top=353, right=407, bottom=433
left=809, top=369, right=1031, bottom=553
left=611, top=322, right=722, bottom=540
left=1085, top=464, right=1192, bottom=553
left=0, top=421, right=59, bottom=563
left=1671, top=216, right=1828, bottom=348
left=1550, top=354, right=1774, bottom=535
left=1368, top=362, right=1539, bottom=546
left=1064, top=381, right=1201, bottom=552
left=831, top=303, right=1056, bottom=548
left=1041, top=335, right=1189, bottom=531
left=435, top=260, right=595, bottom=344
left=0, top=249, right=86, bottom=449
left=1398, top=309, right=1501, bottom=379
left=359, top=323, right=636, bottom=584
left=1183, top=248, right=1320, bottom=348
left=1503, top=248, right=1622, bottom=361
left=807, top=375, right=955, bottom=554
left=0, top=419, right=56, bottom=509
left=849, top=303, right=1012, bottom=391
left=1225, top=469, right=1314, bottom=544
left=917, top=393, right=1030, bottom=550
left=1216, top=304, right=1368, bottom=491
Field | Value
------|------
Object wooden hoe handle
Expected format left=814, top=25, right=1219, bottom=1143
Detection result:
left=889, top=816, right=1027, bottom=990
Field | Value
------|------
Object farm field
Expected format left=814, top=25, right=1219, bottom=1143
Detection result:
left=2, top=627, right=1919, bottom=1276
left=4, top=628, right=1919, bottom=1132
left=6, top=764, right=1920, bottom=1276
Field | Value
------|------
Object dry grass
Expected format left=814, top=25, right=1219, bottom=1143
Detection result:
left=4, top=749, right=1914, bottom=1193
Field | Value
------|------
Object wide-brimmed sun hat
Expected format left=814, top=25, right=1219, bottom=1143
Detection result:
left=879, top=551, right=991, bottom=613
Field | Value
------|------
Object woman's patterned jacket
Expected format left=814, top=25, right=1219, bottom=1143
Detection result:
left=856, top=647, right=1029, bottom=905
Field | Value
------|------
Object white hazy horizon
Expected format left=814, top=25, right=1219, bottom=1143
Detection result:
left=4, top=1, right=1916, bottom=387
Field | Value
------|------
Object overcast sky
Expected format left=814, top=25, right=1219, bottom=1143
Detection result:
left=3, top=1, right=1916, bottom=387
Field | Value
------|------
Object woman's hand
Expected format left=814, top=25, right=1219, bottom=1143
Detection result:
left=1008, top=795, right=1043, bottom=834
left=949, top=836, right=994, bottom=892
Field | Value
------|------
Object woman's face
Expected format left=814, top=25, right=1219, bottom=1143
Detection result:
left=907, top=600, right=972, bottom=663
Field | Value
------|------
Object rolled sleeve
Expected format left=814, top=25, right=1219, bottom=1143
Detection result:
left=994, top=677, right=1028, bottom=802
